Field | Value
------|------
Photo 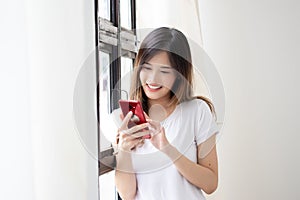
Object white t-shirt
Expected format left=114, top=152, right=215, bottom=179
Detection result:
left=131, top=99, right=219, bottom=200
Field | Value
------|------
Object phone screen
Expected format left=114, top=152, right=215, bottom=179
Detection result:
left=118, top=100, right=150, bottom=139
left=119, top=100, right=146, bottom=125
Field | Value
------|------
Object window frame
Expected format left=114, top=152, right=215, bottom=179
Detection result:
left=95, top=0, right=137, bottom=176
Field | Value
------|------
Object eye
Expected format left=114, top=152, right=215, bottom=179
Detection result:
left=141, top=65, right=152, bottom=70
left=160, top=71, right=170, bottom=74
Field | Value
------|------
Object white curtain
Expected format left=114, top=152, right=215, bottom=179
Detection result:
left=136, top=0, right=203, bottom=45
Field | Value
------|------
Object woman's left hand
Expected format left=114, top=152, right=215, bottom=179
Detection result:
left=147, top=119, right=170, bottom=151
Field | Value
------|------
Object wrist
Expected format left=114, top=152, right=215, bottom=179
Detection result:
left=115, top=150, right=135, bottom=173
left=161, top=144, right=181, bottom=162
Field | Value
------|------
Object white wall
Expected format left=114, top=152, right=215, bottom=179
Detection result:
left=27, top=0, right=98, bottom=199
left=199, top=0, right=300, bottom=199
left=0, top=0, right=98, bottom=199
left=136, top=0, right=203, bottom=44
left=0, top=1, right=34, bottom=200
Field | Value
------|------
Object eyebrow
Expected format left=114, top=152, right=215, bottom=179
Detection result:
left=144, top=62, right=172, bottom=69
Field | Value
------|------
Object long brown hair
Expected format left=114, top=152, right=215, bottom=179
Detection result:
left=130, top=27, right=215, bottom=116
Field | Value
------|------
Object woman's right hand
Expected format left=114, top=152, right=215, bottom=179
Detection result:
left=117, top=111, right=149, bottom=152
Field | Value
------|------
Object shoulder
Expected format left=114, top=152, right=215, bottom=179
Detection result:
left=180, top=99, right=213, bottom=121
left=182, top=98, right=211, bottom=111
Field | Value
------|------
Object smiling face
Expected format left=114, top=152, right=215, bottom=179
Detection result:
left=139, top=51, right=177, bottom=106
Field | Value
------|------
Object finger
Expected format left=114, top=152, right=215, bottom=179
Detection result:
left=128, top=123, right=149, bottom=134
left=147, top=120, right=162, bottom=134
left=131, top=130, right=151, bottom=138
left=120, top=111, right=133, bottom=129
left=147, top=119, right=161, bottom=127
left=119, top=113, right=124, bottom=120
left=125, top=138, right=143, bottom=150
left=137, top=139, right=144, bottom=147
left=131, top=138, right=144, bottom=148
left=144, top=112, right=150, bottom=119
left=160, top=126, right=165, bottom=134
left=116, top=133, right=120, bottom=144
left=136, top=138, right=144, bottom=146
left=120, top=133, right=137, bottom=142
left=152, top=125, right=165, bottom=138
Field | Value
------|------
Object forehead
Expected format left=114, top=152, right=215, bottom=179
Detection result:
left=147, top=51, right=171, bottom=67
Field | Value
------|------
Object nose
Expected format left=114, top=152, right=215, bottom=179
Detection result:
left=147, top=70, right=161, bottom=83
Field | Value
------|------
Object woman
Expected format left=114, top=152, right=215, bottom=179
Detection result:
left=115, top=27, right=219, bottom=200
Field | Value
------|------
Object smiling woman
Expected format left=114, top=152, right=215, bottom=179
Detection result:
left=115, top=27, right=219, bottom=200
left=96, top=1, right=222, bottom=200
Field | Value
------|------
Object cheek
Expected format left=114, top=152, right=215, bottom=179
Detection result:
left=139, top=71, right=146, bottom=84
left=163, top=75, right=176, bottom=89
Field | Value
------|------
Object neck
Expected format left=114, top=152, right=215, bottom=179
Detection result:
left=148, top=97, right=176, bottom=119
left=148, top=92, right=172, bottom=108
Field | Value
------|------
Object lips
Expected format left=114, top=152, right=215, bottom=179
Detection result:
left=146, top=83, right=162, bottom=91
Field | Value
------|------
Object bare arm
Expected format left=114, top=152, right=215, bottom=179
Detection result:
left=114, top=112, right=150, bottom=200
left=162, top=135, right=218, bottom=194
left=115, top=151, right=137, bottom=200
left=148, top=120, right=218, bottom=194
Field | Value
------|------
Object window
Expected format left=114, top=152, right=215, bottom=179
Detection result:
left=120, top=57, right=133, bottom=100
left=120, top=0, right=132, bottom=30
left=98, top=0, right=110, bottom=20
left=96, top=0, right=137, bottom=199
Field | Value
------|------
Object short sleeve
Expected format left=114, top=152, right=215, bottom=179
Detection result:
left=194, top=100, right=219, bottom=145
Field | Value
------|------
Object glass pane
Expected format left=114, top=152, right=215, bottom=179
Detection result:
left=121, top=57, right=133, bottom=100
left=99, top=0, right=110, bottom=20
left=99, top=51, right=112, bottom=151
left=120, top=0, right=132, bottom=29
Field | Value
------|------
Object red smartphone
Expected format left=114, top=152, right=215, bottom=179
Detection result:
left=119, top=100, right=151, bottom=139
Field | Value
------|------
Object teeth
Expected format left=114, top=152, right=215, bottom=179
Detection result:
left=147, top=84, right=161, bottom=89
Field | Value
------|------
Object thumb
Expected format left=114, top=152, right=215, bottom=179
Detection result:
left=160, top=126, right=165, bottom=135
left=120, top=111, right=133, bottom=129
left=119, top=113, right=124, bottom=120
left=144, top=111, right=150, bottom=120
